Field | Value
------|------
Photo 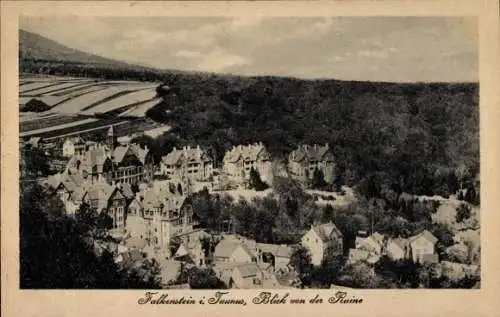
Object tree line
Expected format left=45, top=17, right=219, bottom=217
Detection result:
left=142, top=75, right=479, bottom=202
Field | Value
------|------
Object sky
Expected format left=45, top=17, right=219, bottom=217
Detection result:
left=19, top=16, right=478, bottom=82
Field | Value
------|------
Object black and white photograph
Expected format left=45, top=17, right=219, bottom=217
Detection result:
left=17, top=15, right=481, bottom=290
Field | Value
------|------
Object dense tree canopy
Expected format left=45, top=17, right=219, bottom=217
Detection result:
left=20, top=183, right=161, bottom=289
left=143, top=76, right=478, bottom=200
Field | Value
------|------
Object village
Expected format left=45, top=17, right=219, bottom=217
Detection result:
left=20, top=124, right=481, bottom=289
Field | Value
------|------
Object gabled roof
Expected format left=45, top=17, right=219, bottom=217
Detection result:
left=80, top=146, right=110, bottom=174
left=310, top=221, right=343, bottom=243
left=256, top=243, right=293, bottom=258
left=388, top=237, right=408, bottom=250
left=289, top=144, right=332, bottom=163
left=234, top=263, right=261, bottom=278
left=355, top=233, right=384, bottom=253
left=47, top=170, right=85, bottom=193
left=162, top=145, right=211, bottom=165
left=139, top=185, right=186, bottom=212
left=223, top=143, right=269, bottom=163
left=214, top=236, right=256, bottom=260
left=112, top=145, right=131, bottom=163
left=408, top=230, right=438, bottom=245
left=83, top=182, right=124, bottom=210
left=214, top=239, right=244, bottom=259
left=119, top=183, right=135, bottom=200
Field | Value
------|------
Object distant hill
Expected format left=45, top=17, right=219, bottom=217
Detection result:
left=19, top=30, right=195, bottom=81
left=19, top=29, right=136, bottom=67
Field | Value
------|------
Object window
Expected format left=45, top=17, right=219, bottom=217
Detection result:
left=253, top=278, right=262, bottom=285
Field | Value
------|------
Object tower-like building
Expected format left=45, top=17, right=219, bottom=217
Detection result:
left=107, top=125, right=117, bottom=150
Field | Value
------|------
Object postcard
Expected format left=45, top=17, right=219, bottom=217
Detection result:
left=2, top=1, right=500, bottom=317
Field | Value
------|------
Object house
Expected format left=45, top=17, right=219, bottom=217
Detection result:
left=65, top=126, right=154, bottom=185
left=124, top=185, right=192, bottom=250
left=229, top=263, right=277, bottom=289
left=213, top=238, right=255, bottom=264
left=222, top=143, right=272, bottom=184
left=355, top=232, right=385, bottom=254
left=46, top=170, right=86, bottom=216
left=407, top=230, right=439, bottom=263
left=82, top=182, right=128, bottom=229
left=255, top=243, right=294, bottom=273
left=386, top=237, right=409, bottom=261
left=301, top=221, right=343, bottom=266
left=174, top=239, right=206, bottom=267
left=288, top=144, right=335, bottom=184
left=348, top=232, right=385, bottom=265
left=160, top=145, right=214, bottom=182
left=62, top=137, right=86, bottom=157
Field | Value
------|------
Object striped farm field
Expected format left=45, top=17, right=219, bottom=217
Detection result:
left=21, top=117, right=130, bottom=139
left=25, top=82, right=92, bottom=96
left=19, top=76, right=162, bottom=141
left=19, top=112, right=60, bottom=123
left=51, top=82, right=109, bottom=97
left=20, top=117, right=99, bottom=138
left=119, top=98, right=162, bottom=117
left=20, top=82, right=59, bottom=94
left=50, top=86, right=141, bottom=114
left=82, top=87, right=158, bottom=115
left=20, top=114, right=91, bottom=132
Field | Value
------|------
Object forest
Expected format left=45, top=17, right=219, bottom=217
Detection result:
left=145, top=74, right=479, bottom=200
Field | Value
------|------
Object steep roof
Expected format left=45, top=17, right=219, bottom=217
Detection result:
left=80, top=146, right=110, bottom=174
left=223, top=143, right=269, bottom=163
left=119, top=183, right=135, bottom=200
left=408, top=230, right=438, bottom=245
left=139, top=185, right=186, bottom=212
left=214, top=239, right=244, bottom=259
left=112, top=144, right=149, bottom=164
left=289, top=144, right=332, bottom=163
left=234, top=263, right=261, bottom=278
left=83, top=182, right=124, bottom=210
left=388, top=237, right=408, bottom=250
left=310, top=221, right=343, bottom=243
left=162, top=145, right=211, bottom=165
left=46, top=170, right=85, bottom=193
left=107, top=125, right=115, bottom=136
